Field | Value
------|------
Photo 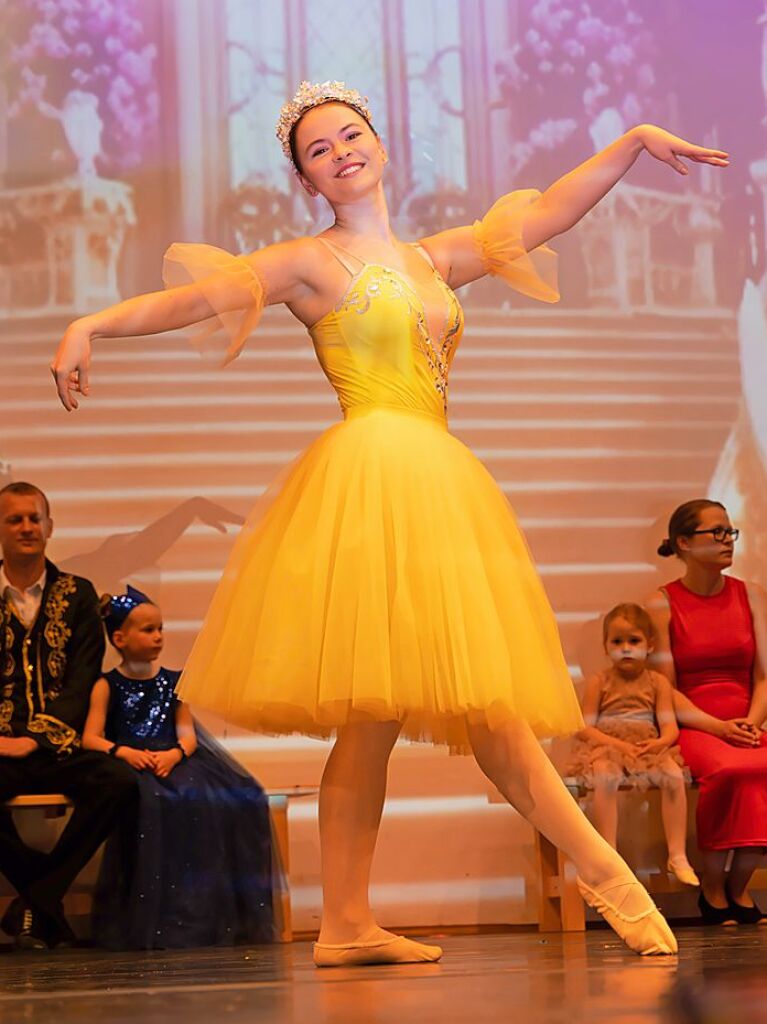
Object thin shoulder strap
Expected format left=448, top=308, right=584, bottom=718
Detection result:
left=316, top=236, right=365, bottom=276
left=410, top=242, right=436, bottom=271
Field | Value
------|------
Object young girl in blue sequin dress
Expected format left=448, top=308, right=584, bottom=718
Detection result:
left=82, top=586, right=273, bottom=949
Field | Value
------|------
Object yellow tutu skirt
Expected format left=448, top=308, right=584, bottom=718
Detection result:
left=178, top=406, right=583, bottom=752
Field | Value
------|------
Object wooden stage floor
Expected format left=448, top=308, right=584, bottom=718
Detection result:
left=1, top=926, right=767, bottom=1024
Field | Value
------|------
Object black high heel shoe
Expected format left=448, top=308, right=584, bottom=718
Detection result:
left=725, top=883, right=767, bottom=925
left=698, top=890, right=737, bottom=926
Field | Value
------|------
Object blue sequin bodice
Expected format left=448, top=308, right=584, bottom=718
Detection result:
left=104, top=667, right=180, bottom=750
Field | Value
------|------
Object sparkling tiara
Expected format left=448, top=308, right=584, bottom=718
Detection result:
left=276, top=80, right=372, bottom=161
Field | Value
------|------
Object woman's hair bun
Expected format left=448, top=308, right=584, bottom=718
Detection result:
left=98, top=593, right=114, bottom=619
left=657, top=538, right=674, bottom=558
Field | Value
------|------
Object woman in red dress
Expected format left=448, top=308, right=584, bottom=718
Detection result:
left=648, top=499, right=767, bottom=924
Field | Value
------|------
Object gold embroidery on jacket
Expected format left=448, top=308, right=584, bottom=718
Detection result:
left=3, top=625, right=14, bottom=681
left=43, top=575, right=75, bottom=683
left=0, top=601, right=15, bottom=733
left=0, top=683, right=12, bottom=736
left=26, top=714, right=77, bottom=753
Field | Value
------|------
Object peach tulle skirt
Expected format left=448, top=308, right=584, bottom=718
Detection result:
left=567, top=718, right=690, bottom=790
left=177, top=406, right=583, bottom=753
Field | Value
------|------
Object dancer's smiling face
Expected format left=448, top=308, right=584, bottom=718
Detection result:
left=292, top=102, right=387, bottom=201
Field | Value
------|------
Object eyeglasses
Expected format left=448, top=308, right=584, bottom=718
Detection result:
left=690, top=527, right=740, bottom=543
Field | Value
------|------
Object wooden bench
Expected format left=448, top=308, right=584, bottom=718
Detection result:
left=1, top=786, right=318, bottom=943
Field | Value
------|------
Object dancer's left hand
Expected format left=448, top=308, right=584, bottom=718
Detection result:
left=51, top=320, right=92, bottom=411
left=637, top=125, right=729, bottom=176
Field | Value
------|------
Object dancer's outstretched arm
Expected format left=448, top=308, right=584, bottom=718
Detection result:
left=423, top=125, right=729, bottom=288
left=519, top=124, right=729, bottom=250
left=51, top=237, right=319, bottom=410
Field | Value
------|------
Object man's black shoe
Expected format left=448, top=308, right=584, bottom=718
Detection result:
left=44, top=903, right=76, bottom=948
left=15, top=908, right=49, bottom=951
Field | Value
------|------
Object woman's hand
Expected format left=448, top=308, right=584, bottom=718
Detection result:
left=635, top=125, right=729, bottom=176
left=152, top=747, right=183, bottom=779
left=117, top=747, right=156, bottom=771
left=50, top=319, right=93, bottom=411
left=716, top=718, right=761, bottom=747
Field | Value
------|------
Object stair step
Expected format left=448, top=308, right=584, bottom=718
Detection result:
left=19, top=370, right=741, bottom=397
left=49, top=517, right=660, bottom=570
left=15, top=449, right=718, bottom=492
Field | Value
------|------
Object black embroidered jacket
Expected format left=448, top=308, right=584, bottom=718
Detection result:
left=0, top=559, right=105, bottom=756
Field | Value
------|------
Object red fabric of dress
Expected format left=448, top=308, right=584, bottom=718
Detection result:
left=666, top=576, right=767, bottom=850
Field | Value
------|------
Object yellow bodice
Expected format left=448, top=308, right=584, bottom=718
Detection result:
left=308, top=263, right=464, bottom=421
left=162, top=189, right=559, bottom=374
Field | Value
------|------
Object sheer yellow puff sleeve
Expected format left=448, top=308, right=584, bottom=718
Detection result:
left=162, top=242, right=265, bottom=365
left=472, top=189, right=559, bottom=303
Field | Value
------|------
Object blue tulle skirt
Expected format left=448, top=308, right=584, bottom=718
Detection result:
left=92, top=728, right=273, bottom=950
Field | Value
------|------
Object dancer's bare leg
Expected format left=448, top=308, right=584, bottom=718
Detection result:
left=468, top=719, right=625, bottom=884
left=468, top=717, right=677, bottom=954
left=314, top=718, right=442, bottom=966
left=727, top=847, right=766, bottom=907
left=590, top=763, right=619, bottom=849
left=317, top=719, right=401, bottom=944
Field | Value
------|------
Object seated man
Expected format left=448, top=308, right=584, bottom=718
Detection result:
left=0, top=481, right=137, bottom=949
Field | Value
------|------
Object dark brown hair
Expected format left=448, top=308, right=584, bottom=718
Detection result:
left=602, top=603, right=655, bottom=645
left=289, top=101, right=378, bottom=173
left=0, top=481, right=50, bottom=518
left=657, top=499, right=726, bottom=558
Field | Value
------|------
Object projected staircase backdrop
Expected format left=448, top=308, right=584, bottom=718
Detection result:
left=2, top=0, right=758, bottom=931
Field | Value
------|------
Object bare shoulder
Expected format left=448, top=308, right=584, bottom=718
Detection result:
left=584, top=670, right=608, bottom=693
left=645, top=588, right=670, bottom=615
left=242, top=235, right=326, bottom=279
left=88, top=676, right=111, bottom=707
left=648, top=669, right=672, bottom=690
left=744, top=579, right=767, bottom=601
left=744, top=579, right=767, bottom=616
left=239, top=235, right=333, bottom=307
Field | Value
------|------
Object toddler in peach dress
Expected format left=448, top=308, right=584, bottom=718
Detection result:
left=568, top=603, right=699, bottom=886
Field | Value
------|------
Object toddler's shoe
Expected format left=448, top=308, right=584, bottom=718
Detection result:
left=667, top=857, right=700, bottom=887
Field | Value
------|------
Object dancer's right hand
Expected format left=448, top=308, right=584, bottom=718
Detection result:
left=50, top=320, right=92, bottom=411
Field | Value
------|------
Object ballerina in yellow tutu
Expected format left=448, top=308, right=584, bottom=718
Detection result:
left=52, top=80, right=729, bottom=964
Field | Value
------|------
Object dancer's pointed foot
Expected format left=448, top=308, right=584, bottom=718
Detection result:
left=313, top=927, right=442, bottom=967
left=667, top=856, right=700, bottom=887
left=577, top=873, right=678, bottom=955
